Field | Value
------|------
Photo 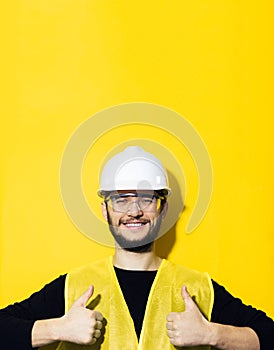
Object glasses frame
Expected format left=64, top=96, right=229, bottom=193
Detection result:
left=104, top=191, right=166, bottom=213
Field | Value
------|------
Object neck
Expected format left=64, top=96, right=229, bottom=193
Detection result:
left=113, top=245, right=162, bottom=271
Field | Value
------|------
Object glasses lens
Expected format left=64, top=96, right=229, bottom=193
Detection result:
left=107, top=193, right=161, bottom=212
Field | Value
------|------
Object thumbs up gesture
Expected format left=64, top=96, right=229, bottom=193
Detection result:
left=60, top=286, right=103, bottom=345
left=166, top=286, right=211, bottom=347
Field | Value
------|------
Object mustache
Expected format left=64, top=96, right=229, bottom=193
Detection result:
left=119, top=219, right=150, bottom=225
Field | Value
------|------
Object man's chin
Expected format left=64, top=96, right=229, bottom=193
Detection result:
left=111, top=233, right=155, bottom=252
left=107, top=218, right=162, bottom=252
left=123, top=242, right=154, bottom=253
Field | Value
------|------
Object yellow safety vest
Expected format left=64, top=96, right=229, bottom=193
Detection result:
left=56, top=257, right=214, bottom=350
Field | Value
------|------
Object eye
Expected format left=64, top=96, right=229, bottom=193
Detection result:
left=140, top=198, right=153, bottom=204
left=114, top=198, right=128, bottom=205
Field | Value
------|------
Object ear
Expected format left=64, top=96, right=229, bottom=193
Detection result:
left=161, top=201, right=168, bottom=219
left=101, top=202, right=108, bottom=221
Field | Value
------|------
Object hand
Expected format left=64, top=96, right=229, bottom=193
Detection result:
left=60, top=285, right=103, bottom=345
left=166, top=285, right=211, bottom=347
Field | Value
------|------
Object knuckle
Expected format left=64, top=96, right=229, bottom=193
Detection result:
left=94, top=329, right=101, bottom=338
left=169, top=338, right=176, bottom=345
left=90, top=337, right=97, bottom=345
left=90, top=318, right=96, bottom=328
left=172, top=337, right=181, bottom=347
left=175, top=331, right=181, bottom=338
left=96, top=311, right=103, bottom=320
left=172, top=323, right=178, bottom=330
left=89, top=310, right=96, bottom=318
left=82, top=335, right=93, bottom=345
left=166, top=312, right=174, bottom=321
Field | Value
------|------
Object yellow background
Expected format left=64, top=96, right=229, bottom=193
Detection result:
left=1, top=0, right=274, bottom=322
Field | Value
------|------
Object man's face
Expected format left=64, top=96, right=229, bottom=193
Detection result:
left=101, top=190, right=167, bottom=251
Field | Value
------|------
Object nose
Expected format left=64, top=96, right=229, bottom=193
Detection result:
left=126, top=200, right=143, bottom=215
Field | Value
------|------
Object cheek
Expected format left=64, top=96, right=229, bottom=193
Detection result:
left=108, top=212, right=124, bottom=226
left=111, top=216, right=121, bottom=226
left=149, top=213, right=160, bottom=223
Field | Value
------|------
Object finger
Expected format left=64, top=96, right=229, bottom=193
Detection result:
left=166, top=312, right=177, bottom=322
left=169, top=337, right=177, bottom=346
left=181, top=285, right=195, bottom=310
left=93, top=329, right=101, bottom=339
left=167, top=329, right=177, bottom=338
left=95, top=320, right=103, bottom=330
left=90, top=336, right=97, bottom=345
left=166, top=321, right=174, bottom=330
left=74, top=286, right=94, bottom=307
left=94, top=311, right=103, bottom=321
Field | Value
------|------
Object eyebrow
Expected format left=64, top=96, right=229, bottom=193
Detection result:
left=109, top=193, right=157, bottom=200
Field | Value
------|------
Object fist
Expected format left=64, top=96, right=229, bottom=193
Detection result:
left=61, top=286, right=103, bottom=345
left=166, top=286, right=210, bottom=347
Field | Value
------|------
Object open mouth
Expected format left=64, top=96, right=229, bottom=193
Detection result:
left=121, top=220, right=149, bottom=230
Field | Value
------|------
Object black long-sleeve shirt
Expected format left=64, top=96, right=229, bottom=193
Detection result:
left=0, top=270, right=274, bottom=350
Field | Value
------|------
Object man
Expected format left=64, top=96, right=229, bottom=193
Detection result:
left=0, top=146, right=274, bottom=349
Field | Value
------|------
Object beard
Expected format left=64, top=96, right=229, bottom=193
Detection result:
left=106, top=210, right=163, bottom=253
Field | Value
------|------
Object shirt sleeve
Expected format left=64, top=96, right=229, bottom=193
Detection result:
left=0, top=274, right=66, bottom=350
left=211, top=279, right=274, bottom=350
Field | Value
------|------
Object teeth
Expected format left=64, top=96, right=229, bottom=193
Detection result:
left=125, top=223, right=143, bottom=227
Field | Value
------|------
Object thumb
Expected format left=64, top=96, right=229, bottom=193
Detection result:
left=73, top=285, right=94, bottom=307
left=181, top=285, right=195, bottom=310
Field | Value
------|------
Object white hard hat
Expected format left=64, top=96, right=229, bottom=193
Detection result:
left=98, top=146, right=171, bottom=197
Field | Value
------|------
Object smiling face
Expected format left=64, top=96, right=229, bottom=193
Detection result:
left=101, top=191, right=167, bottom=252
